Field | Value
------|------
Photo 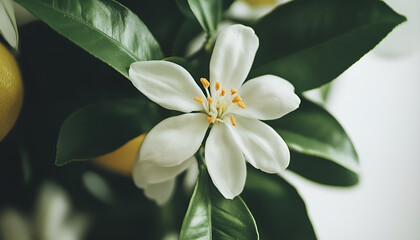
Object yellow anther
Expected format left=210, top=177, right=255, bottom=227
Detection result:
left=194, top=96, right=204, bottom=103
left=215, top=81, right=221, bottom=91
left=230, top=115, right=237, bottom=126
left=207, top=97, right=213, bottom=104
left=232, top=95, right=242, bottom=103
left=214, top=119, right=219, bottom=123
left=200, top=78, right=210, bottom=88
left=220, top=88, right=226, bottom=97
left=207, top=116, right=214, bottom=123
left=230, top=88, right=238, bottom=95
left=237, top=101, right=246, bottom=109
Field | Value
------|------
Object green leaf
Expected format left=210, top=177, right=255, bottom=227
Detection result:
left=270, top=99, right=359, bottom=186
left=176, top=0, right=195, bottom=19
left=188, top=0, right=222, bottom=35
left=56, top=99, right=160, bottom=166
left=180, top=163, right=259, bottom=240
left=15, top=0, right=163, bottom=78
left=251, top=0, right=407, bottom=92
left=243, top=168, right=317, bottom=240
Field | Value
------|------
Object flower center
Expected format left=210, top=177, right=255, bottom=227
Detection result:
left=194, top=78, right=246, bottom=126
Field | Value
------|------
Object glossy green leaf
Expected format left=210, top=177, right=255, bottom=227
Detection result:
left=56, top=99, right=160, bottom=166
left=270, top=99, right=359, bottom=186
left=180, top=163, right=259, bottom=240
left=243, top=168, right=317, bottom=240
left=251, top=0, right=406, bottom=92
left=15, top=0, right=163, bottom=78
left=188, top=0, right=222, bottom=35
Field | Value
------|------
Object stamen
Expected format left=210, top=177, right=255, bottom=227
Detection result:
left=215, top=81, right=221, bottom=91
left=230, top=88, right=238, bottom=95
left=232, top=95, right=242, bottom=103
left=207, top=116, right=214, bottom=123
left=220, top=88, right=226, bottom=97
left=215, top=119, right=219, bottom=123
left=194, top=96, right=204, bottom=103
left=237, top=101, right=246, bottom=109
left=207, top=97, right=213, bottom=104
left=200, top=78, right=210, bottom=88
left=230, top=115, right=237, bottom=126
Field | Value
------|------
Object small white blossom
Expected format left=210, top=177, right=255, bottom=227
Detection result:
left=130, top=24, right=300, bottom=203
left=0, top=0, right=18, bottom=48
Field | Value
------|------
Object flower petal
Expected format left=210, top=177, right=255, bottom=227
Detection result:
left=209, top=24, right=259, bottom=95
left=129, top=61, right=205, bottom=112
left=183, top=159, right=199, bottom=190
left=229, top=115, right=290, bottom=173
left=143, top=179, right=176, bottom=206
left=139, top=113, right=209, bottom=167
left=132, top=156, right=195, bottom=188
left=205, top=123, right=246, bottom=199
left=0, top=0, right=18, bottom=49
left=235, top=75, right=300, bottom=120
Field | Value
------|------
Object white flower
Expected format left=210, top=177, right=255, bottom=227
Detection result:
left=0, top=182, right=88, bottom=240
left=0, top=0, right=18, bottom=48
left=129, top=24, right=300, bottom=201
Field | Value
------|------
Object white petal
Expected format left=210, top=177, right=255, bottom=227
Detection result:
left=209, top=24, right=259, bottom=95
left=183, top=159, right=199, bottom=191
left=0, top=0, right=18, bottom=49
left=139, top=113, right=209, bottom=167
left=129, top=61, right=205, bottom=112
left=132, top=156, right=195, bottom=188
left=228, top=115, right=290, bottom=173
left=205, top=123, right=246, bottom=199
left=143, top=179, right=176, bottom=206
left=235, top=75, right=301, bottom=120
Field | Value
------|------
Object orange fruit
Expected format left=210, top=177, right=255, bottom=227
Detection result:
left=0, top=42, right=23, bottom=141
left=93, top=134, right=146, bottom=176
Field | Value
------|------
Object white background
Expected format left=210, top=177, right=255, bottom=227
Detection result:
left=284, top=1, right=420, bottom=239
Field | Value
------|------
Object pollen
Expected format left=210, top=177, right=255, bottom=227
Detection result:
left=207, top=116, right=214, bottom=123
left=207, top=97, right=213, bottom=104
left=215, top=81, right=221, bottom=91
left=232, top=95, right=242, bottom=103
left=230, top=88, right=238, bottom=95
left=230, top=115, right=237, bottom=126
left=194, top=96, right=204, bottom=103
left=200, top=78, right=210, bottom=88
left=220, top=88, right=226, bottom=97
left=237, top=101, right=246, bottom=109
